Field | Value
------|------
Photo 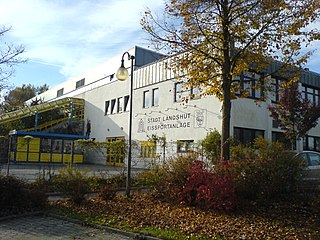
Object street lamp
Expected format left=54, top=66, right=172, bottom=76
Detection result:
left=116, top=52, right=135, bottom=197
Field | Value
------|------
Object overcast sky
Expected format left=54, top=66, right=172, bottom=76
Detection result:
left=0, top=0, right=319, bottom=91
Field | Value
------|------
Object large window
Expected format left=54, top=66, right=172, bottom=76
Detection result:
left=303, top=135, right=320, bottom=152
left=236, top=72, right=263, bottom=99
left=234, top=127, right=264, bottom=145
left=140, top=141, right=156, bottom=158
left=174, top=82, right=200, bottom=102
left=124, top=95, right=130, bottom=112
left=117, top=97, right=123, bottom=113
left=143, top=90, right=150, bottom=108
left=110, top=99, right=116, bottom=114
left=270, top=77, right=284, bottom=102
left=106, top=137, right=125, bottom=166
left=105, top=100, right=110, bottom=115
left=302, top=85, right=319, bottom=105
left=152, top=88, right=159, bottom=106
left=76, top=78, right=85, bottom=89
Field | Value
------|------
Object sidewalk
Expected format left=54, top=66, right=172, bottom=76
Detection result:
left=0, top=213, right=132, bottom=240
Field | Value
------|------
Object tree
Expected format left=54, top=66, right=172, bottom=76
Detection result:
left=141, top=0, right=320, bottom=160
left=268, top=82, right=320, bottom=150
left=0, top=26, right=26, bottom=89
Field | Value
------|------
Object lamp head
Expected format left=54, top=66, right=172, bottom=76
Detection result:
left=116, top=59, right=129, bottom=81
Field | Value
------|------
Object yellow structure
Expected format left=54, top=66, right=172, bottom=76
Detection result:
left=9, top=130, right=88, bottom=164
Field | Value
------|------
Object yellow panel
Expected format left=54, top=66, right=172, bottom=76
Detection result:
left=63, top=154, right=72, bottom=163
left=52, top=153, right=62, bottom=163
left=29, top=138, right=40, bottom=152
left=28, top=153, right=39, bottom=162
left=16, top=152, right=27, bottom=161
left=40, top=153, right=51, bottom=162
left=73, top=155, right=83, bottom=163
left=17, top=137, right=27, bottom=152
left=10, top=152, right=14, bottom=161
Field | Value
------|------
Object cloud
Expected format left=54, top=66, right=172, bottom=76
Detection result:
left=0, top=0, right=163, bottom=79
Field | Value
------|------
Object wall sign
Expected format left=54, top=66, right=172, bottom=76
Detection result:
left=137, top=110, right=207, bottom=133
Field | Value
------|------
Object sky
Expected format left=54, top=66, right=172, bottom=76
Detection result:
left=0, top=0, right=319, bottom=91
left=0, top=0, right=164, bottom=90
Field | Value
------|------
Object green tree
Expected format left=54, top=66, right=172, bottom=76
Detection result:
left=141, top=0, right=320, bottom=160
left=268, top=82, right=320, bottom=150
left=201, top=129, right=221, bottom=164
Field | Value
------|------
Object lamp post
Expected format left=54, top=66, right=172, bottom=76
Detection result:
left=116, top=52, right=135, bottom=197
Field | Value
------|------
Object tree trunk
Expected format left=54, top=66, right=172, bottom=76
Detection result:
left=221, top=82, right=232, bottom=160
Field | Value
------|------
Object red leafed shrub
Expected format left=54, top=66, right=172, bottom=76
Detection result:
left=181, top=161, right=236, bottom=211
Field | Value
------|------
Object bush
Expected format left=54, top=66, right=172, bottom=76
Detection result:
left=136, top=154, right=196, bottom=202
left=0, top=175, right=47, bottom=213
left=201, top=129, right=221, bottom=164
left=181, top=161, right=236, bottom=211
left=228, top=138, right=305, bottom=201
left=52, top=166, right=90, bottom=205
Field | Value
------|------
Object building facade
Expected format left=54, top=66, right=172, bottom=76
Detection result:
left=27, top=46, right=320, bottom=165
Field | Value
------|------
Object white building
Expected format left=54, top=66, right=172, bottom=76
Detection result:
left=25, top=46, right=320, bottom=165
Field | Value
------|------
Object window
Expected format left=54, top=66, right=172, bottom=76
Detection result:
left=152, top=88, right=159, bottom=106
left=124, top=95, right=130, bottom=112
left=304, top=135, right=320, bottom=152
left=238, top=72, right=263, bottom=99
left=105, top=100, right=110, bottom=115
left=302, top=85, right=319, bottom=105
left=272, top=131, right=292, bottom=149
left=143, top=90, right=150, bottom=108
left=140, top=141, right=156, bottom=158
left=106, top=137, right=125, bottom=166
left=175, top=82, right=190, bottom=102
left=177, top=140, right=194, bottom=153
left=117, top=97, right=123, bottom=113
left=175, top=82, right=201, bottom=102
left=234, top=127, right=264, bottom=144
left=57, top=88, right=64, bottom=97
left=40, top=138, right=52, bottom=153
left=76, top=78, right=85, bottom=89
left=110, top=99, right=116, bottom=114
left=270, top=77, right=286, bottom=102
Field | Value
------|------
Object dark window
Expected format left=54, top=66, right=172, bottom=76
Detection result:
left=304, top=135, right=320, bottom=152
left=105, top=100, right=110, bottom=115
left=40, top=138, right=52, bottom=153
left=272, top=131, right=292, bottom=149
left=234, top=127, right=264, bottom=145
left=57, top=88, right=64, bottom=97
left=237, top=72, right=263, bottom=99
left=302, top=85, right=319, bottom=105
left=124, top=95, right=130, bottom=112
left=270, top=77, right=285, bottom=102
left=76, top=78, right=85, bottom=89
left=174, top=82, right=200, bottom=102
left=117, top=97, right=123, bottom=113
left=110, top=99, right=116, bottom=114
left=143, top=90, right=150, bottom=108
left=152, top=88, right=159, bottom=106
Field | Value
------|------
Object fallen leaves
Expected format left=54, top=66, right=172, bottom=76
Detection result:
left=51, top=194, right=320, bottom=239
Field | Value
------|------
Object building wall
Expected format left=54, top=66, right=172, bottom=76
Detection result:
left=26, top=46, right=320, bottom=164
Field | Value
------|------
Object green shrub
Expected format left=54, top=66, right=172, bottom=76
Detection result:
left=0, top=175, right=47, bottom=213
left=201, top=129, right=221, bottom=164
left=52, top=166, right=90, bottom=205
left=228, top=138, right=305, bottom=201
left=136, top=154, right=196, bottom=202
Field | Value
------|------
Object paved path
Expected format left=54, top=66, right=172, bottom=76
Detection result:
left=0, top=215, right=132, bottom=239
